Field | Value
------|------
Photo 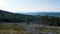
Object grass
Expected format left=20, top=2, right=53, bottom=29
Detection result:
left=0, top=29, right=31, bottom=34
left=34, top=26, right=60, bottom=34
left=0, top=23, right=27, bottom=31
left=0, top=23, right=31, bottom=34
left=35, top=28, right=60, bottom=32
left=0, top=23, right=60, bottom=34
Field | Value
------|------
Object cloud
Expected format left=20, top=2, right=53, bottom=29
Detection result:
left=0, top=0, right=60, bottom=13
left=0, top=1, right=7, bottom=7
left=0, top=0, right=9, bottom=9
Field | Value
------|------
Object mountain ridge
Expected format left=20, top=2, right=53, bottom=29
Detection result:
left=19, top=12, right=60, bottom=17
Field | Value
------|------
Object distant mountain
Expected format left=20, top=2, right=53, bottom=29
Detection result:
left=21, top=12, right=60, bottom=17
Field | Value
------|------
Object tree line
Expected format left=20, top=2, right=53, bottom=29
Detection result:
left=0, top=10, right=60, bottom=26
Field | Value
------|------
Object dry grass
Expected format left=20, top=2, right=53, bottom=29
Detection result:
left=0, top=29, right=31, bottom=34
left=0, top=23, right=60, bottom=34
left=0, top=23, right=31, bottom=34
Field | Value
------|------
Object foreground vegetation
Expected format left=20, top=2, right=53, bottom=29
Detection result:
left=0, top=23, right=60, bottom=34
left=0, top=23, right=32, bottom=34
left=34, top=24, right=60, bottom=34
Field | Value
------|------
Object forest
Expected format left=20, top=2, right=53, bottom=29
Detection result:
left=0, top=10, right=60, bottom=26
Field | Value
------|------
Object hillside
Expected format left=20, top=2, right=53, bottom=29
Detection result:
left=0, top=10, right=60, bottom=26
left=0, top=10, right=36, bottom=22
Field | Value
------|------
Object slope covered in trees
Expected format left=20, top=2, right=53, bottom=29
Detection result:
left=0, top=10, right=36, bottom=22
left=0, top=10, right=60, bottom=26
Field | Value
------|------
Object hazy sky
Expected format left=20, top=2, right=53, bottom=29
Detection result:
left=0, top=0, right=60, bottom=13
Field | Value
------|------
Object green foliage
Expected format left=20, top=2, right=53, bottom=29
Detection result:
left=0, top=24, right=27, bottom=31
left=0, top=10, right=34, bottom=22
left=0, top=10, right=60, bottom=26
left=40, top=15, right=60, bottom=26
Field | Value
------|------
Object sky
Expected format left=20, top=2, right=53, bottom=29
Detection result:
left=0, top=0, right=60, bottom=13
